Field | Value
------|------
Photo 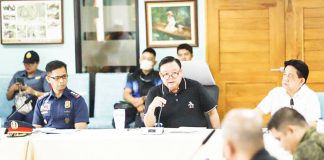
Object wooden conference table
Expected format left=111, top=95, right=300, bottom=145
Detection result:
left=0, top=128, right=292, bottom=160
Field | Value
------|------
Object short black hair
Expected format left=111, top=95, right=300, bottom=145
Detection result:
left=268, top=107, right=307, bottom=131
left=177, top=43, right=193, bottom=55
left=158, top=56, right=181, bottom=70
left=142, top=47, right=156, bottom=57
left=45, top=60, right=67, bottom=73
left=284, top=59, right=309, bottom=83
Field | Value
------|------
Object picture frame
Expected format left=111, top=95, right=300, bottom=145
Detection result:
left=0, top=0, right=63, bottom=44
left=145, top=0, right=198, bottom=48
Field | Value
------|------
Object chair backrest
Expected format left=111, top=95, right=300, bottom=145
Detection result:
left=317, top=92, right=324, bottom=118
left=94, top=73, right=127, bottom=126
left=181, top=61, right=216, bottom=85
left=204, top=85, right=219, bottom=106
left=0, top=75, right=14, bottom=127
left=203, top=85, right=219, bottom=128
left=68, top=73, right=90, bottom=110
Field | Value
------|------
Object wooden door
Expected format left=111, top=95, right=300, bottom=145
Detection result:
left=287, top=0, right=324, bottom=91
left=206, top=0, right=286, bottom=120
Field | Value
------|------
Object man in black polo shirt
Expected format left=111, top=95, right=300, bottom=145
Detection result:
left=144, top=56, right=220, bottom=128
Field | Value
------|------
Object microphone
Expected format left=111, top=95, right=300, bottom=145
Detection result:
left=141, top=93, right=165, bottom=135
left=156, top=106, right=163, bottom=127
left=290, top=98, right=294, bottom=109
left=155, top=93, right=165, bottom=128
left=7, top=97, right=33, bottom=120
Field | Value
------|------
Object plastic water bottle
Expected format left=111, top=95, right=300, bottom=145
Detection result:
left=317, top=118, right=324, bottom=133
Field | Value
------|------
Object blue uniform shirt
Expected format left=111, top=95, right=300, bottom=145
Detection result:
left=125, top=70, right=162, bottom=98
left=33, top=88, right=89, bottom=129
left=7, top=69, right=50, bottom=123
left=8, top=69, right=50, bottom=96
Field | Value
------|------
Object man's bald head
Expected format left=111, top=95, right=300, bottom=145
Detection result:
left=222, top=109, right=264, bottom=151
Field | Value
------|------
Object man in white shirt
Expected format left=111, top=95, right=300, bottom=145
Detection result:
left=255, top=59, right=320, bottom=125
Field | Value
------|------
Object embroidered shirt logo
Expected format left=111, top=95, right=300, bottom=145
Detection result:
left=188, top=101, right=194, bottom=108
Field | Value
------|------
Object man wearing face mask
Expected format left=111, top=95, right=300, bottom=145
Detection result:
left=113, top=48, right=162, bottom=128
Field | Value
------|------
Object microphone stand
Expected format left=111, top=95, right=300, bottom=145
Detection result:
left=7, top=98, right=33, bottom=121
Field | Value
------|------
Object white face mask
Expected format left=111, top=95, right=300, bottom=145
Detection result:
left=140, top=60, right=154, bottom=70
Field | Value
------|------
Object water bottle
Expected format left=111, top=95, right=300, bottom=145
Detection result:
left=317, top=118, right=324, bottom=133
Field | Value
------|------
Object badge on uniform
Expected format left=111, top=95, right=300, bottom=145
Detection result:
left=26, top=52, right=32, bottom=58
left=41, top=103, right=51, bottom=114
left=35, top=76, right=41, bottom=80
left=65, top=100, right=71, bottom=108
left=64, top=118, right=70, bottom=124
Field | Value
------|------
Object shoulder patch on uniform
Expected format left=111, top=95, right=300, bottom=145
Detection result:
left=70, top=91, right=80, bottom=99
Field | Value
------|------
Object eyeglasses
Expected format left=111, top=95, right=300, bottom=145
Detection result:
left=283, top=72, right=299, bottom=79
left=49, top=74, right=68, bottom=81
left=160, top=71, right=180, bottom=79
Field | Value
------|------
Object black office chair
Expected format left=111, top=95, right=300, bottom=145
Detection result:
left=203, top=85, right=219, bottom=128
left=180, top=61, right=219, bottom=128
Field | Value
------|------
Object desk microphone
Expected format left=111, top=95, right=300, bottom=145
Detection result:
left=7, top=97, right=33, bottom=120
left=141, top=92, right=165, bottom=135
left=4, top=97, right=33, bottom=135
left=156, top=106, right=163, bottom=127
left=155, top=91, right=165, bottom=128
left=290, top=98, right=294, bottom=109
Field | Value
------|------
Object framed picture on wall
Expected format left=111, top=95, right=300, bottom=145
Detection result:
left=0, top=0, right=63, bottom=44
left=145, top=0, right=198, bottom=48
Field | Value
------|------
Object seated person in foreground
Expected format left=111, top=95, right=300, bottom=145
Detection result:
left=33, top=60, right=89, bottom=129
left=255, top=59, right=320, bottom=125
left=268, top=107, right=324, bottom=160
left=222, top=109, right=277, bottom=160
left=144, top=56, right=220, bottom=128
left=114, top=48, right=161, bottom=128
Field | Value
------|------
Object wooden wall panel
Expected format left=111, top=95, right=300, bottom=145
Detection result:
left=225, top=82, right=277, bottom=109
left=303, top=7, right=324, bottom=72
left=207, top=0, right=285, bottom=121
left=207, top=0, right=324, bottom=123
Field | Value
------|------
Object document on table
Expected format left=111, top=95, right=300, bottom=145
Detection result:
left=168, top=127, right=207, bottom=133
left=33, top=128, right=80, bottom=134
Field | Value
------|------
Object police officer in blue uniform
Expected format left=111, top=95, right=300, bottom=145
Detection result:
left=6, top=50, right=50, bottom=123
left=33, top=60, right=89, bottom=129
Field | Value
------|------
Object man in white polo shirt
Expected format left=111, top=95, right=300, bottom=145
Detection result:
left=255, top=59, right=320, bottom=125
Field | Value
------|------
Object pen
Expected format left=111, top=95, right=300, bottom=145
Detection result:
left=202, top=129, right=215, bottom=145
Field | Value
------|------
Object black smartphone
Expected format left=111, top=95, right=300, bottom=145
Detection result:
left=16, top=77, right=24, bottom=85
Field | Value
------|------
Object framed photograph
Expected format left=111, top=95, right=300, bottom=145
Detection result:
left=145, top=0, right=198, bottom=48
left=0, top=0, right=63, bottom=44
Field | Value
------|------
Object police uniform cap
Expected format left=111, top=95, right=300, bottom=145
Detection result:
left=4, top=120, right=34, bottom=137
left=23, top=50, right=40, bottom=64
